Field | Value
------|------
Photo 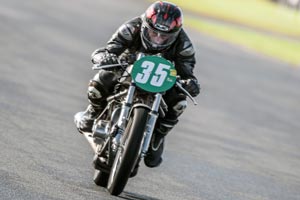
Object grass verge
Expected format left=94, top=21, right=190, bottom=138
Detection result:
left=185, top=17, right=300, bottom=66
left=162, top=0, right=300, bottom=37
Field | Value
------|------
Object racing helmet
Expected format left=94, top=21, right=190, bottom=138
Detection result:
left=141, top=1, right=183, bottom=51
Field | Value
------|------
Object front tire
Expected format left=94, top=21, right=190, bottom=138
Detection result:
left=107, top=107, right=148, bottom=196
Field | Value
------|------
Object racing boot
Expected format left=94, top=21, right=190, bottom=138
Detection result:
left=144, top=119, right=177, bottom=168
left=130, top=158, right=141, bottom=178
left=144, top=132, right=165, bottom=168
left=74, top=104, right=102, bottom=133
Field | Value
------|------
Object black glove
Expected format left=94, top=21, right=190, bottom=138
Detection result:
left=183, top=79, right=200, bottom=97
left=92, top=51, right=118, bottom=65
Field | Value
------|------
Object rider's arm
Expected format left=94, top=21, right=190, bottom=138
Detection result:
left=91, top=17, right=142, bottom=63
left=174, top=30, right=197, bottom=80
left=105, top=17, right=142, bottom=56
left=174, top=30, right=200, bottom=97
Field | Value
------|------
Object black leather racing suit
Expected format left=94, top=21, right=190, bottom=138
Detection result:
left=89, top=16, right=199, bottom=134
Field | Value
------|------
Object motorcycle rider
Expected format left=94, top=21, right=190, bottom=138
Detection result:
left=75, top=1, right=200, bottom=169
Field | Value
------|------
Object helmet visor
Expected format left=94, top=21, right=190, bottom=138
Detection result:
left=142, top=23, right=178, bottom=50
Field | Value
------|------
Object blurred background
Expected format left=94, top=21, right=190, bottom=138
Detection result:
left=148, top=0, right=300, bottom=66
left=272, top=0, right=300, bottom=9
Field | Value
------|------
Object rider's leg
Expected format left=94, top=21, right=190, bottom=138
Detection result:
left=74, top=70, right=118, bottom=133
left=144, top=88, right=187, bottom=168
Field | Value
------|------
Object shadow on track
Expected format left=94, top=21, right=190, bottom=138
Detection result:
left=119, top=191, right=160, bottom=200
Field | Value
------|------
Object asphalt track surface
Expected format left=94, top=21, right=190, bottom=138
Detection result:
left=1, top=0, right=300, bottom=200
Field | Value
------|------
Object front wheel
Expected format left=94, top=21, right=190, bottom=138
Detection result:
left=107, top=107, right=148, bottom=196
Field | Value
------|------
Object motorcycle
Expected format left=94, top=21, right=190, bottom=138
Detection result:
left=75, top=53, right=197, bottom=196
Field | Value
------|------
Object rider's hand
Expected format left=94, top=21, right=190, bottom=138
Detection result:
left=92, top=51, right=118, bottom=65
left=183, top=79, right=200, bottom=97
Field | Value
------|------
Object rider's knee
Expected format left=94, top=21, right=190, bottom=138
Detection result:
left=155, top=99, right=187, bottom=135
left=172, top=100, right=187, bottom=117
left=87, top=80, right=105, bottom=107
left=87, top=70, right=118, bottom=106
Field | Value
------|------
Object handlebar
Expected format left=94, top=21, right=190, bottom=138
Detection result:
left=176, top=81, right=198, bottom=105
left=92, top=63, right=129, bottom=70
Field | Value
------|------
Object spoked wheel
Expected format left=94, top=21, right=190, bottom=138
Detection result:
left=107, top=107, right=148, bottom=196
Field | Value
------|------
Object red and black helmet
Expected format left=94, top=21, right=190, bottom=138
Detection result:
left=141, top=1, right=183, bottom=51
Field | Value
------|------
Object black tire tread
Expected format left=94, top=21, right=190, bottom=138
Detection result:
left=107, top=107, right=148, bottom=195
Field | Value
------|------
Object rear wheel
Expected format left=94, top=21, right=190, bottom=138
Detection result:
left=107, top=107, right=148, bottom=196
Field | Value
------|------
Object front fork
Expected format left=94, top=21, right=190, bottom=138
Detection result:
left=140, top=93, right=162, bottom=158
left=112, top=83, right=162, bottom=159
left=111, top=84, right=136, bottom=151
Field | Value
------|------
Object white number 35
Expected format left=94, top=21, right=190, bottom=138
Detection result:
left=135, top=61, right=170, bottom=87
